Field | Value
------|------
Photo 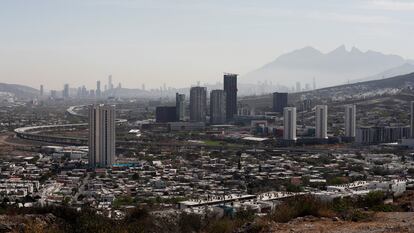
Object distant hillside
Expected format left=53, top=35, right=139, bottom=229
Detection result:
left=352, top=63, right=414, bottom=83
left=240, top=72, right=414, bottom=109
left=242, top=45, right=411, bottom=88
left=0, top=83, right=39, bottom=99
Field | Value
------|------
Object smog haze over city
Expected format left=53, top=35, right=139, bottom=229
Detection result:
left=1, top=0, right=414, bottom=89
left=1, top=1, right=414, bottom=233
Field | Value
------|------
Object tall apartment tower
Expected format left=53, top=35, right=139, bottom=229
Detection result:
left=175, top=93, right=186, bottom=121
left=89, top=104, right=116, bottom=168
left=96, top=81, right=101, bottom=98
left=189, top=86, right=207, bottom=122
left=40, top=85, right=44, bottom=97
left=283, top=107, right=297, bottom=140
left=272, top=92, right=288, bottom=113
left=108, top=75, right=113, bottom=90
left=223, top=73, right=238, bottom=122
left=63, top=84, right=70, bottom=98
left=345, top=105, right=356, bottom=137
left=315, top=105, right=328, bottom=139
left=296, top=82, right=301, bottom=92
left=411, top=101, right=414, bottom=138
left=210, top=90, right=226, bottom=124
left=50, top=90, right=57, bottom=99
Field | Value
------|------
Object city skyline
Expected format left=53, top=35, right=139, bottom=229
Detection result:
left=2, top=1, right=414, bottom=232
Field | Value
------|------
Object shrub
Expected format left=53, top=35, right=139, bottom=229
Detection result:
left=179, top=213, right=202, bottom=233
left=361, top=191, right=385, bottom=208
left=346, top=209, right=372, bottom=222
left=270, top=195, right=334, bottom=223
left=206, top=218, right=234, bottom=233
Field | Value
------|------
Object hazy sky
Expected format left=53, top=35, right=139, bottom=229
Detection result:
left=0, top=0, right=413, bottom=90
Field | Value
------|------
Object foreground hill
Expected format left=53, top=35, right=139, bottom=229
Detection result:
left=268, top=212, right=414, bottom=233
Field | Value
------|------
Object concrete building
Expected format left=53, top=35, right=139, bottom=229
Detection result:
left=63, top=84, right=70, bottom=99
left=210, top=90, right=226, bottom=124
left=190, top=86, right=207, bottom=122
left=315, top=105, right=328, bottom=139
left=175, top=93, right=185, bottom=121
left=96, top=81, right=101, bottom=98
left=272, top=92, right=288, bottom=113
left=50, top=90, right=57, bottom=99
left=345, top=104, right=356, bottom=137
left=40, top=85, right=44, bottom=97
left=89, top=104, right=116, bottom=168
left=223, top=73, right=237, bottom=122
left=108, top=75, right=113, bottom=90
left=296, top=82, right=301, bottom=92
left=283, top=107, right=296, bottom=140
left=156, top=106, right=177, bottom=123
left=169, top=122, right=205, bottom=131
left=356, top=126, right=410, bottom=144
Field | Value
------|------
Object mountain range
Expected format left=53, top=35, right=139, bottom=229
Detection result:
left=241, top=45, right=414, bottom=88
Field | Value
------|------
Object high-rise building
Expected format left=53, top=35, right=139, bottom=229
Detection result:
left=315, top=105, right=328, bottom=139
left=155, top=106, right=177, bottom=123
left=190, top=86, right=207, bottom=122
left=283, top=107, right=297, bottom=140
left=272, top=92, right=288, bottom=113
left=40, top=85, right=44, bottom=97
left=313, top=77, right=316, bottom=90
left=296, top=82, right=301, bottom=92
left=108, top=75, right=113, bottom=90
left=301, top=99, right=312, bottom=112
left=411, top=101, right=414, bottom=138
left=345, top=105, right=356, bottom=137
left=81, top=86, right=88, bottom=98
left=88, top=104, right=116, bottom=168
left=142, top=84, right=146, bottom=91
left=176, top=93, right=185, bottom=121
left=210, top=90, right=226, bottom=124
left=223, top=73, right=237, bottom=121
left=50, top=90, right=57, bottom=99
left=96, top=81, right=101, bottom=98
left=89, top=90, right=95, bottom=98
left=63, top=84, right=70, bottom=98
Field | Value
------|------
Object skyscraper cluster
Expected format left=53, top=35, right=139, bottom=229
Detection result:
left=41, top=75, right=122, bottom=100
left=155, top=73, right=238, bottom=125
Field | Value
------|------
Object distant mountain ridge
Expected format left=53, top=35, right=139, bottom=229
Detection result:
left=0, top=83, right=39, bottom=99
left=242, top=45, right=414, bottom=88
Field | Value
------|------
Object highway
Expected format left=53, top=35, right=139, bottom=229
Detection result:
left=13, top=105, right=359, bottom=154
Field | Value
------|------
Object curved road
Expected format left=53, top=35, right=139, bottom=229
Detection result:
left=13, top=105, right=358, bottom=154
